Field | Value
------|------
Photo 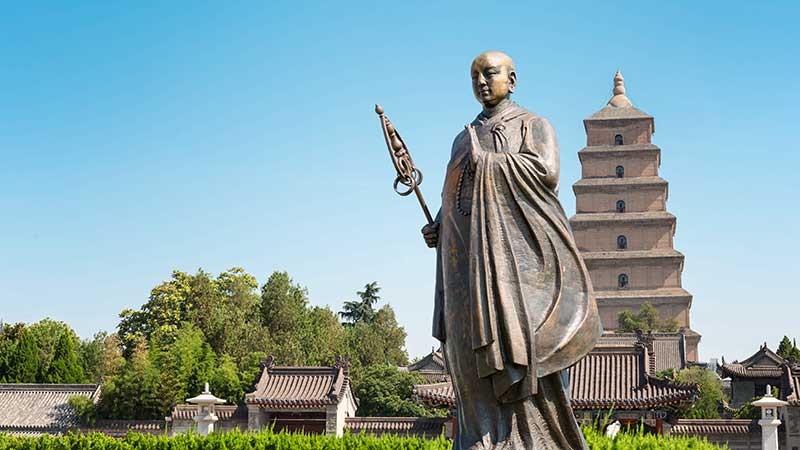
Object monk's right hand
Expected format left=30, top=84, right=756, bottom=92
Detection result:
left=421, top=222, right=439, bottom=248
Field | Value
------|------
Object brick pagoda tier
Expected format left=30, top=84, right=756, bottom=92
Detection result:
left=569, top=72, right=701, bottom=361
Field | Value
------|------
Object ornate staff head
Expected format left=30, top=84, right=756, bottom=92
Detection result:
left=375, top=104, right=424, bottom=197
left=375, top=104, right=433, bottom=224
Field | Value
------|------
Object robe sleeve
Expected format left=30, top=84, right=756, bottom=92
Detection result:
left=465, top=116, right=601, bottom=401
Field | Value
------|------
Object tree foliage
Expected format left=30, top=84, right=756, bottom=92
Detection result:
left=340, top=282, right=381, bottom=325
left=777, top=336, right=800, bottom=361
left=68, top=395, right=97, bottom=426
left=663, top=366, right=726, bottom=419
left=2, top=328, right=39, bottom=383
left=617, top=301, right=678, bottom=333
left=352, top=364, right=443, bottom=417
left=43, top=331, right=85, bottom=383
left=4, top=269, right=411, bottom=422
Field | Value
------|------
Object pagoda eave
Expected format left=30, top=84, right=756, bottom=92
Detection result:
left=581, top=249, right=684, bottom=264
left=570, top=212, right=675, bottom=228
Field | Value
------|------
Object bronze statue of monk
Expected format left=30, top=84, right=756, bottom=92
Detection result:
left=421, top=51, right=602, bottom=450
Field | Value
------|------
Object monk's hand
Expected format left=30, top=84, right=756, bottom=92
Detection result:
left=465, top=124, right=483, bottom=165
left=421, top=222, right=440, bottom=248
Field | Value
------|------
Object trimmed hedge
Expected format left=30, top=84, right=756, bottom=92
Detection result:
left=0, top=428, right=726, bottom=450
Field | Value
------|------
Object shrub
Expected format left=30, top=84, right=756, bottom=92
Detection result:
left=0, top=427, right=728, bottom=450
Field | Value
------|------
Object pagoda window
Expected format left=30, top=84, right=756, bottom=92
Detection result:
left=618, top=274, right=629, bottom=289
left=614, top=134, right=623, bottom=145
left=617, top=235, right=627, bottom=250
left=616, top=200, right=626, bottom=213
left=616, top=165, right=624, bottom=178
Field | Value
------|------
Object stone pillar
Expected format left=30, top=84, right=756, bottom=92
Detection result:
left=247, top=404, right=264, bottom=431
left=753, top=385, right=788, bottom=450
left=325, top=404, right=339, bottom=437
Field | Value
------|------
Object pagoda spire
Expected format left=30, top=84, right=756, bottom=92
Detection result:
left=607, top=71, right=633, bottom=108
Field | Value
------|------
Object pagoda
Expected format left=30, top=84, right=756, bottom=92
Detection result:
left=569, top=72, right=701, bottom=361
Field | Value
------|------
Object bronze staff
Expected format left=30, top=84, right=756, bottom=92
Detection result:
left=374, top=104, right=433, bottom=225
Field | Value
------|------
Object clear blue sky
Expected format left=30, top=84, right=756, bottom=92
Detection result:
left=1, top=1, right=797, bottom=363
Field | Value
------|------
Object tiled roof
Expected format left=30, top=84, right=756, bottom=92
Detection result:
left=719, top=345, right=787, bottom=379
left=170, top=404, right=246, bottom=421
left=573, top=176, right=667, bottom=190
left=568, top=344, right=698, bottom=409
left=405, top=348, right=449, bottom=383
left=581, top=249, right=684, bottom=262
left=345, top=417, right=447, bottom=437
left=413, top=382, right=455, bottom=408
left=245, top=356, right=354, bottom=409
left=671, top=419, right=758, bottom=435
left=570, top=211, right=676, bottom=226
left=0, top=384, right=100, bottom=434
left=414, top=333, right=697, bottom=411
left=599, top=332, right=687, bottom=373
left=578, top=144, right=660, bottom=155
left=585, top=104, right=653, bottom=121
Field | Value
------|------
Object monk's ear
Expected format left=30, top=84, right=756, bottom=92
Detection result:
left=507, top=69, right=517, bottom=93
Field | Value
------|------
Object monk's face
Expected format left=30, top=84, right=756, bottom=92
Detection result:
left=471, top=52, right=516, bottom=108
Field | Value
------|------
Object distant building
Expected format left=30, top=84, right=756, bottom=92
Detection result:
left=0, top=384, right=101, bottom=436
left=403, top=347, right=448, bottom=383
left=569, top=71, right=701, bottom=361
left=242, top=355, right=357, bottom=436
left=719, top=344, right=798, bottom=407
left=718, top=344, right=800, bottom=450
left=0, top=383, right=164, bottom=437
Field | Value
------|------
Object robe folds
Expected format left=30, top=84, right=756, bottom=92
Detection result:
left=433, top=101, right=601, bottom=450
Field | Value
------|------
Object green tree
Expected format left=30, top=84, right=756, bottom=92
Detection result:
left=617, top=301, right=678, bottom=333
left=260, top=271, right=311, bottom=365
left=305, top=306, right=347, bottom=366
left=78, top=332, right=124, bottom=384
left=43, top=331, right=85, bottom=383
left=149, top=324, right=216, bottom=413
left=352, top=364, right=441, bottom=417
left=4, top=328, right=40, bottom=383
left=97, top=339, right=162, bottom=419
left=340, top=282, right=381, bottom=325
left=68, top=395, right=97, bottom=426
left=673, top=366, right=726, bottom=419
left=28, top=319, right=78, bottom=379
left=118, top=271, right=194, bottom=355
left=344, top=305, right=409, bottom=373
left=118, top=268, right=271, bottom=362
left=777, top=336, right=800, bottom=361
left=210, top=354, right=244, bottom=404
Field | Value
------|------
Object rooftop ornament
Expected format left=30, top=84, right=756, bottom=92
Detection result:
left=607, top=71, right=633, bottom=108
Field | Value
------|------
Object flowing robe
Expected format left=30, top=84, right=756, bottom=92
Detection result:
left=433, top=101, right=602, bottom=450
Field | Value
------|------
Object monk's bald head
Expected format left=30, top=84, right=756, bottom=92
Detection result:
left=470, top=51, right=516, bottom=108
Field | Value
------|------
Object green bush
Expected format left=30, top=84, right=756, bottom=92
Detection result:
left=0, top=427, right=727, bottom=450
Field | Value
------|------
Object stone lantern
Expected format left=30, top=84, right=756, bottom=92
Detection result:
left=752, top=384, right=787, bottom=450
left=186, top=382, right=226, bottom=436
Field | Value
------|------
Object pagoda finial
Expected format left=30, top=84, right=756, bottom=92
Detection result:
left=607, top=70, right=633, bottom=108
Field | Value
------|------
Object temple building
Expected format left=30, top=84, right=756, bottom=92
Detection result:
left=244, top=356, right=357, bottom=436
left=569, top=71, right=701, bottom=361
left=0, top=383, right=164, bottom=437
left=719, top=344, right=795, bottom=408
left=403, top=347, right=448, bottom=383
